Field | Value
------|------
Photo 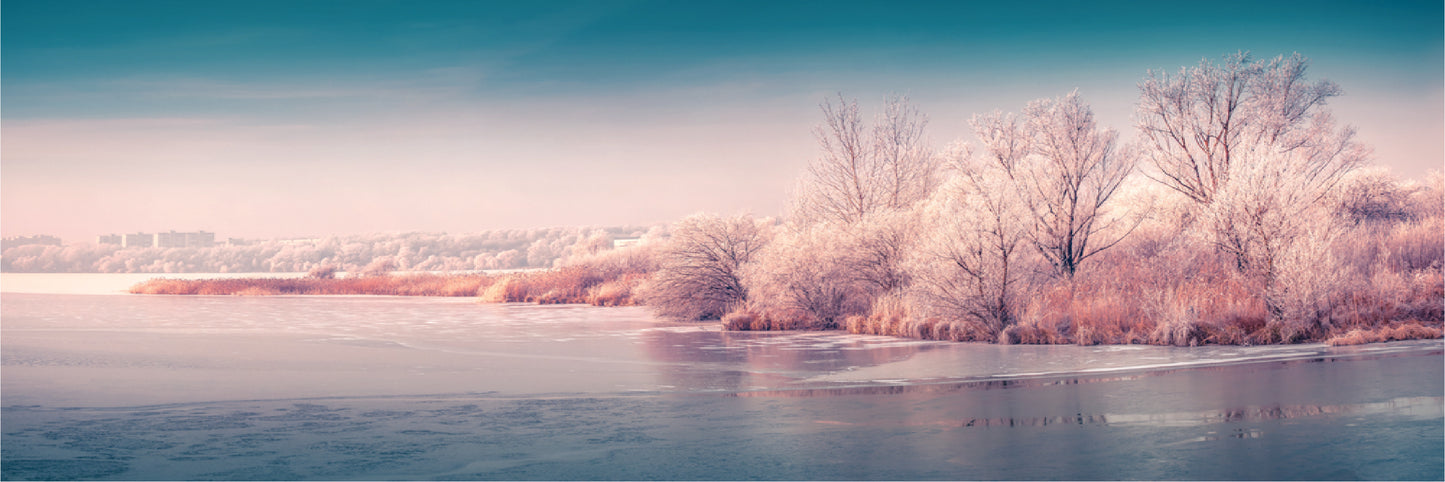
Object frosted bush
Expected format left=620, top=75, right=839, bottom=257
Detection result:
left=909, top=156, right=1040, bottom=335
left=644, top=214, right=768, bottom=321
left=742, top=223, right=870, bottom=327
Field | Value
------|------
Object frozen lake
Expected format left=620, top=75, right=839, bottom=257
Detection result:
left=1, top=275, right=1441, bottom=480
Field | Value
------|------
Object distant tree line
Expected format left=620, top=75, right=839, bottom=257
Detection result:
left=1, top=227, right=659, bottom=274
left=1, top=235, right=63, bottom=250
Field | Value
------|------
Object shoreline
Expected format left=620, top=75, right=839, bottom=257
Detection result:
left=120, top=273, right=1444, bottom=347
left=5, top=270, right=1438, bottom=348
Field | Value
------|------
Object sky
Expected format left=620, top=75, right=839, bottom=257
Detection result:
left=3, top=0, right=1442, bottom=243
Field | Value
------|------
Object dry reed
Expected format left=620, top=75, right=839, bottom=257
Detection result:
left=1325, top=321, right=1443, bottom=346
left=131, top=266, right=648, bottom=308
left=130, top=274, right=494, bottom=297
left=723, top=308, right=834, bottom=331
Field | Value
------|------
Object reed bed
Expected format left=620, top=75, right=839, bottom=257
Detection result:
left=1324, top=321, right=1443, bottom=346
left=722, top=308, right=835, bottom=331
left=130, top=268, right=647, bottom=307
left=130, top=273, right=494, bottom=297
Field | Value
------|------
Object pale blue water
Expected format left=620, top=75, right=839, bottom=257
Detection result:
left=2, top=286, right=1441, bottom=480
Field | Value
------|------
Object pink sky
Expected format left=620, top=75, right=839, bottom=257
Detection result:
left=3, top=79, right=1441, bottom=244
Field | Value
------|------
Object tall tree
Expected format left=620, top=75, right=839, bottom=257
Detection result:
left=1137, top=52, right=1367, bottom=274
left=1135, top=52, right=1360, bottom=205
left=971, top=91, right=1136, bottom=278
left=795, top=94, right=940, bottom=225
left=914, top=144, right=1034, bottom=334
left=874, top=95, right=941, bottom=211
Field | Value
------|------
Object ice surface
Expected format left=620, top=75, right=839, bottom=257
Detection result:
left=2, top=287, right=1441, bottom=480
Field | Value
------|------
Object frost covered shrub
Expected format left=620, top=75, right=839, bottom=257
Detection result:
left=307, top=264, right=338, bottom=279
left=1326, top=219, right=1444, bottom=329
left=1383, top=216, right=1444, bottom=274
left=358, top=257, right=397, bottom=277
left=747, top=209, right=926, bottom=331
left=1264, top=224, right=1348, bottom=341
left=478, top=275, right=525, bottom=303
left=909, top=154, right=1038, bottom=336
left=561, top=239, right=658, bottom=307
left=741, top=224, right=871, bottom=328
left=644, top=214, right=768, bottom=321
left=843, top=210, right=923, bottom=296
left=473, top=238, right=660, bottom=305
left=1332, top=167, right=1422, bottom=224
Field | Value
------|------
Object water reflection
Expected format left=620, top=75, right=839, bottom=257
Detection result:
left=638, top=327, right=949, bottom=392
left=971, top=395, right=1441, bottom=428
left=726, top=375, right=1145, bottom=398
left=723, top=349, right=1445, bottom=398
left=639, top=327, right=943, bottom=367
left=791, top=396, right=1443, bottom=429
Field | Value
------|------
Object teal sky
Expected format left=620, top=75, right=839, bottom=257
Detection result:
left=4, top=0, right=1442, bottom=241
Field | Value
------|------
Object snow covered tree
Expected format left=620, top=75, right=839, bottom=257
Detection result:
left=793, top=94, right=940, bottom=225
left=911, top=144, right=1037, bottom=334
left=1138, top=52, right=1367, bottom=310
left=971, top=91, right=1136, bottom=278
left=1136, top=52, right=1363, bottom=205
left=646, top=213, right=768, bottom=320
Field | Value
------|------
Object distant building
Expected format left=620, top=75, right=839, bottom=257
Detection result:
left=2, top=235, right=63, bottom=250
left=108, top=231, right=216, bottom=248
left=153, top=231, right=215, bottom=248
left=122, top=233, right=152, bottom=248
left=185, top=231, right=216, bottom=248
left=612, top=238, right=641, bottom=249
left=155, top=231, right=184, bottom=248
